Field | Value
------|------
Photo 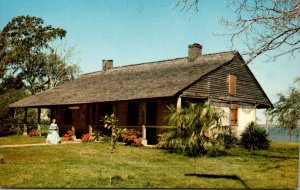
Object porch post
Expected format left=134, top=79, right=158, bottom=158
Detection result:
left=177, top=95, right=182, bottom=110
left=87, top=104, right=93, bottom=139
left=113, top=103, right=117, bottom=115
left=23, top=107, right=28, bottom=136
left=37, top=108, right=41, bottom=136
left=37, top=108, right=41, bottom=124
left=11, top=108, right=16, bottom=134
left=297, top=118, right=300, bottom=140
left=24, top=107, right=28, bottom=123
left=142, top=102, right=147, bottom=145
left=72, top=126, right=76, bottom=140
left=265, top=109, right=269, bottom=135
left=89, top=125, right=93, bottom=138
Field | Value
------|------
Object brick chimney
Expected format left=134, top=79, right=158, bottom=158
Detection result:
left=188, top=43, right=202, bottom=62
left=102, top=60, right=113, bottom=71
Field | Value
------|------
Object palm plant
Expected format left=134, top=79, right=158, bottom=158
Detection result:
left=163, top=100, right=223, bottom=157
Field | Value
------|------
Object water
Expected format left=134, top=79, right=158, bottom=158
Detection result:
left=266, top=127, right=299, bottom=142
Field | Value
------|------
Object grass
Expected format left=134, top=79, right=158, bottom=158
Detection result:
left=0, top=140, right=298, bottom=189
left=0, top=135, right=46, bottom=145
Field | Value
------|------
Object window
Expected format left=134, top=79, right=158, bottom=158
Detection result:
left=228, top=74, right=237, bottom=96
left=230, top=104, right=238, bottom=126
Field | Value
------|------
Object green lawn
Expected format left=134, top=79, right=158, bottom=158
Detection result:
left=0, top=135, right=46, bottom=145
left=0, top=140, right=298, bottom=189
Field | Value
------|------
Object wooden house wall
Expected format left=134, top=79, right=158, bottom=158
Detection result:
left=50, top=99, right=175, bottom=139
left=182, top=56, right=270, bottom=107
left=115, top=102, right=128, bottom=126
left=72, top=105, right=88, bottom=136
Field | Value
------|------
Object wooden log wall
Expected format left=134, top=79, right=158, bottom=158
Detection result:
left=182, top=55, right=271, bottom=107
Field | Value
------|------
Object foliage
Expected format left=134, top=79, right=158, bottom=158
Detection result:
left=240, top=122, right=270, bottom=150
left=174, top=0, right=300, bottom=63
left=0, top=89, right=28, bottom=136
left=102, top=135, right=111, bottom=143
left=162, top=100, right=223, bottom=157
left=44, top=44, right=81, bottom=89
left=61, top=130, right=74, bottom=141
left=0, top=15, right=80, bottom=137
left=0, top=15, right=66, bottom=94
left=206, top=141, right=226, bottom=157
left=81, top=133, right=90, bottom=142
left=173, top=0, right=199, bottom=12
left=28, top=129, right=40, bottom=137
left=217, top=125, right=238, bottom=149
left=121, top=129, right=143, bottom=147
left=103, top=113, right=125, bottom=187
left=0, top=15, right=80, bottom=95
left=90, top=129, right=104, bottom=142
left=270, top=77, right=300, bottom=141
left=103, top=113, right=124, bottom=150
left=220, top=0, right=300, bottom=63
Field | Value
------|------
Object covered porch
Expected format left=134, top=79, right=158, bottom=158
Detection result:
left=13, top=96, right=205, bottom=145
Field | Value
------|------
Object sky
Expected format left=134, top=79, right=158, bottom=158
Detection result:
left=0, top=0, right=299, bottom=123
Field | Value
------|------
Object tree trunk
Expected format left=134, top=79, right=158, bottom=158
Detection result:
left=109, top=141, right=113, bottom=187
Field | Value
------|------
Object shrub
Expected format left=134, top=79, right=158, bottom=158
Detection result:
left=81, top=133, right=90, bottom=142
left=121, top=129, right=143, bottom=147
left=206, top=145, right=226, bottom=157
left=162, top=101, right=223, bottom=157
left=29, top=129, right=41, bottom=136
left=102, top=135, right=111, bottom=143
left=156, top=133, right=167, bottom=149
left=217, top=126, right=238, bottom=149
left=62, top=130, right=74, bottom=141
left=90, top=130, right=103, bottom=142
left=240, top=122, right=270, bottom=150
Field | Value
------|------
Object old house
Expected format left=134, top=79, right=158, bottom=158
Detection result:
left=9, top=43, right=272, bottom=144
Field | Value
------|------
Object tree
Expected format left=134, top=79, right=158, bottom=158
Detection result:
left=103, top=113, right=124, bottom=187
left=0, top=15, right=69, bottom=94
left=174, top=0, right=300, bottom=63
left=173, top=0, right=199, bottom=12
left=44, top=45, right=80, bottom=89
left=0, top=89, right=28, bottom=136
left=270, top=77, right=300, bottom=141
left=0, top=15, right=81, bottom=135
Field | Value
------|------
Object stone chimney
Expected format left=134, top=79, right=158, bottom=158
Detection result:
left=102, top=60, right=113, bottom=71
left=188, top=43, right=202, bottom=62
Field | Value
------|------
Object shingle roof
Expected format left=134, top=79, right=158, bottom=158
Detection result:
left=9, top=51, right=237, bottom=107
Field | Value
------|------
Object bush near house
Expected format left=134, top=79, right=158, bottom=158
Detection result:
left=81, top=133, right=90, bottom=142
left=121, top=129, right=143, bottom=147
left=28, top=130, right=40, bottom=137
left=161, top=101, right=224, bottom=157
left=240, top=122, right=270, bottom=150
left=61, top=130, right=74, bottom=141
left=217, top=125, right=239, bottom=149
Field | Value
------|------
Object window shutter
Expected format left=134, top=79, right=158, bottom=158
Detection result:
left=230, top=104, right=238, bottom=126
left=229, top=74, right=237, bottom=96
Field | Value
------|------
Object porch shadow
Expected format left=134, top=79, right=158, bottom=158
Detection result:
left=184, top=173, right=249, bottom=189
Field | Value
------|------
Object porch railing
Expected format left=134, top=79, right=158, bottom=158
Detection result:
left=13, top=123, right=173, bottom=145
